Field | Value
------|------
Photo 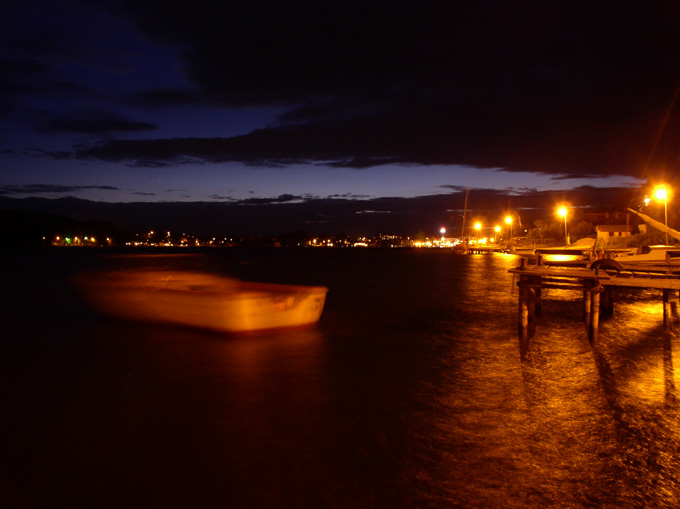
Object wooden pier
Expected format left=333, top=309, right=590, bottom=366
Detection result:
left=509, top=258, right=680, bottom=352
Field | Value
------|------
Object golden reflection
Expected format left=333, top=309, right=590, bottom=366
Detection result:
left=542, top=253, right=581, bottom=263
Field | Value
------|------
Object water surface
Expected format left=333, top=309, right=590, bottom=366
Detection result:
left=3, top=248, right=680, bottom=507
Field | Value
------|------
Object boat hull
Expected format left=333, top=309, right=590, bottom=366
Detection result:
left=75, top=270, right=328, bottom=333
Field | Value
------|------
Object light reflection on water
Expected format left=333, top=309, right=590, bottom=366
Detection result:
left=3, top=248, right=680, bottom=507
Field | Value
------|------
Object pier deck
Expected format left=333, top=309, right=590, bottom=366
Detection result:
left=509, top=262, right=680, bottom=353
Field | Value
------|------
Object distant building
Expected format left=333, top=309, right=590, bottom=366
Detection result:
left=596, top=225, right=635, bottom=240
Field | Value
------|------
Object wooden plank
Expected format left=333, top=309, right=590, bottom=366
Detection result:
left=511, top=266, right=680, bottom=290
left=509, top=267, right=605, bottom=278
left=603, top=278, right=680, bottom=290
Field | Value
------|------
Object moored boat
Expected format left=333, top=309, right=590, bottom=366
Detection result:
left=75, top=269, right=328, bottom=333
left=611, top=245, right=680, bottom=265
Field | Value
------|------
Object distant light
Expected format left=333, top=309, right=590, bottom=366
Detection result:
left=558, top=207, right=567, bottom=218
left=654, top=186, right=667, bottom=201
left=505, top=216, right=512, bottom=225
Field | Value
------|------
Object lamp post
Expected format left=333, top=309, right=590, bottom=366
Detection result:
left=654, top=185, right=669, bottom=244
left=474, top=222, right=481, bottom=242
left=558, top=206, right=568, bottom=245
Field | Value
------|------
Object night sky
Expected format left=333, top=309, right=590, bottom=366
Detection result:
left=1, top=0, right=679, bottom=235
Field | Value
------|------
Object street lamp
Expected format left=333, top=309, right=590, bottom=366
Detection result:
left=504, top=215, right=513, bottom=241
left=558, top=206, right=568, bottom=245
left=474, top=222, right=481, bottom=241
left=654, top=185, right=669, bottom=244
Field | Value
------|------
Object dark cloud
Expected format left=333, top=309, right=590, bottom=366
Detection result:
left=0, top=184, right=119, bottom=195
left=328, top=193, right=372, bottom=200
left=128, top=88, right=201, bottom=109
left=81, top=0, right=680, bottom=178
left=2, top=0, right=679, bottom=185
left=31, top=148, right=73, bottom=160
left=0, top=185, right=647, bottom=237
left=208, top=194, right=236, bottom=201
left=239, top=194, right=305, bottom=206
left=36, top=111, right=157, bottom=135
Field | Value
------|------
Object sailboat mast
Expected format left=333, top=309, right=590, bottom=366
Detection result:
left=461, top=187, right=470, bottom=238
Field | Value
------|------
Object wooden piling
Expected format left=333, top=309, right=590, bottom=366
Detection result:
left=528, top=286, right=536, bottom=337
left=590, top=287, right=601, bottom=343
left=519, top=284, right=529, bottom=342
left=663, top=289, right=673, bottom=328
left=584, top=288, right=592, bottom=332
left=600, top=285, right=614, bottom=317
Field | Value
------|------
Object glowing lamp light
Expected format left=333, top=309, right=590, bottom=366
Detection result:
left=474, top=222, right=482, bottom=240
left=654, top=186, right=667, bottom=201
left=504, top=215, right=513, bottom=240
left=557, top=206, right=569, bottom=245
left=653, top=185, right=670, bottom=244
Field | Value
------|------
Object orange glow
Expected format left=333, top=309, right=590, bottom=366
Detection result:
left=654, top=185, right=667, bottom=201
left=558, top=206, right=567, bottom=218
left=543, top=253, right=581, bottom=263
left=505, top=215, right=512, bottom=225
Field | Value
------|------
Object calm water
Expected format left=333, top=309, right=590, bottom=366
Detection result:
left=3, top=248, right=680, bottom=508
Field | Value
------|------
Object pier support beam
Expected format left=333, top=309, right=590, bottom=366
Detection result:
left=663, top=289, right=674, bottom=329
left=600, top=285, right=614, bottom=317
left=511, top=264, right=680, bottom=354
left=517, top=276, right=540, bottom=357
left=583, top=284, right=602, bottom=343
left=589, top=287, right=601, bottom=343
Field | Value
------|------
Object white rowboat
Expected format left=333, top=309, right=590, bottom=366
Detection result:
left=76, top=270, right=328, bottom=333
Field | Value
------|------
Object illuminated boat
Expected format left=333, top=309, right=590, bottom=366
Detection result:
left=513, top=237, right=596, bottom=265
left=589, top=245, right=680, bottom=274
left=75, top=270, right=328, bottom=333
left=610, top=245, right=680, bottom=266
